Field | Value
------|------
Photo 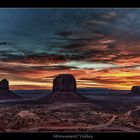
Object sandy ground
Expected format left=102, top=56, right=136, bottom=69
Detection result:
left=0, top=101, right=139, bottom=132
left=0, top=91, right=140, bottom=132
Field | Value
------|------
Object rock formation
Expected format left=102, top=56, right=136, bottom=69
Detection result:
left=131, top=86, right=140, bottom=94
left=15, top=110, right=39, bottom=120
left=0, top=79, right=9, bottom=90
left=0, top=79, right=20, bottom=99
left=52, top=74, right=77, bottom=92
left=38, top=74, right=88, bottom=103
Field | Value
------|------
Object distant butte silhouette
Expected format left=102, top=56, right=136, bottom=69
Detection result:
left=39, top=74, right=88, bottom=103
left=131, top=86, right=140, bottom=94
left=0, top=79, right=20, bottom=99
left=0, top=79, right=9, bottom=90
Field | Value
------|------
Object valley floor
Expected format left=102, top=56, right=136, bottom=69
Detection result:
left=0, top=101, right=140, bottom=132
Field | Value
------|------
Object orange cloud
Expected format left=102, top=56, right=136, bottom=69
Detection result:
left=11, top=85, right=49, bottom=90
left=7, top=66, right=140, bottom=90
left=2, top=38, right=140, bottom=91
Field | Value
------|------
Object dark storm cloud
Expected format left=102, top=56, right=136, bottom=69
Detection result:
left=0, top=51, right=68, bottom=64
left=0, top=42, right=9, bottom=45
left=0, top=9, right=115, bottom=59
left=51, top=9, right=140, bottom=67
left=0, top=60, right=77, bottom=75
left=1, top=8, right=139, bottom=66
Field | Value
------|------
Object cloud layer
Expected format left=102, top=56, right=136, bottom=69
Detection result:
left=0, top=9, right=140, bottom=90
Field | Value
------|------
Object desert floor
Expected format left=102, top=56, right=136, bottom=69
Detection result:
left=0, top=98, right=140, bottom=132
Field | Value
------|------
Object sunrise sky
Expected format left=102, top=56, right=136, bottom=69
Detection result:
left=0, top=8, right=140, bottom=90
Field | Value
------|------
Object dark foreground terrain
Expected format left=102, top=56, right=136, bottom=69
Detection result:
left=0, top=90, right=140, bottom=132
